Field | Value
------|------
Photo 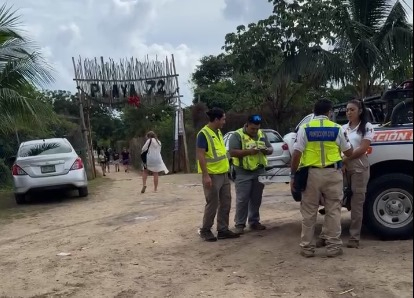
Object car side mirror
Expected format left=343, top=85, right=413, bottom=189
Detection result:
left=8, top=156, right=16, bottom=163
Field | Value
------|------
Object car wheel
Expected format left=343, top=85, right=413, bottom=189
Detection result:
left=15, top=194, right=26, bottom=205
left=78, top=187, right=88, bottom=197
left=364, top=173, right=413, bottom=239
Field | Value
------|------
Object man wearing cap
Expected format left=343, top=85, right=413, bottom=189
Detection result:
left=196, top=107, right=240, bottom=242
left=228, top=115, right=273, bottom=234
left=290, top=99, right=353, bottom=258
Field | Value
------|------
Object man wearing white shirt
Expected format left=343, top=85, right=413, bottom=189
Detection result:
left=291, top=99, right=353, bottom=258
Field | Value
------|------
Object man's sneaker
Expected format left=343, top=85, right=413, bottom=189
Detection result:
left=199, top=230, right=217, bottom=242
left=347, top=240, right=359, bottom=248
left=300, top=250, right=315, bottom=258
left=250, top=223, right=266, bottom=230
left=234, top=226, right=245, bottom=235
left=326, top=248, right=343, bottom=258
left=316, top=238, right=327, bottom=248
left=217, top=229, right=240, bottom=239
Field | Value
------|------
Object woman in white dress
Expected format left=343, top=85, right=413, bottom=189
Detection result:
left=140, top=131, right=169, bottom=193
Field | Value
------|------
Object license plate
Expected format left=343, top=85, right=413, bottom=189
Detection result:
left=41, top=165, right=56, bottom=173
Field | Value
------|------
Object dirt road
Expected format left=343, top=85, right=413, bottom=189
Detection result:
left=0, top=171, right=412, bottom=298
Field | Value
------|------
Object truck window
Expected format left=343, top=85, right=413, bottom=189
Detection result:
left=391, top=98, right=413, bottom=125
left=394, top=101, right=413, bottom=124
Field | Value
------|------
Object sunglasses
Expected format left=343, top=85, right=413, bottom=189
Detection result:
left=249, top=115, right=262, bottom=124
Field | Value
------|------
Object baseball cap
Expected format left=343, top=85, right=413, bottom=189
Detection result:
left=248, top=114, right=262, bottom=124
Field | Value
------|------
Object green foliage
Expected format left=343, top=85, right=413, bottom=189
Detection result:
left=122, top=103, right=175, bottom=139
left=0, top=4, right=55, bottom=134
left=0, top=158, right=11, bottom=188
left=190, top=0, right=412, bottom=133
left=270, top=0, right=413, bottom=96
left=191, top=54, right=232, bottom=86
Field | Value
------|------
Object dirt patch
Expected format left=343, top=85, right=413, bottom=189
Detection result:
left=0, top=171, right=412, bottom=298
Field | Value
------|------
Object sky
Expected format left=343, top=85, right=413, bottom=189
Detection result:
left=12, top=0, right=273, bottom=105
left=10, top=0, right=414, bottom=106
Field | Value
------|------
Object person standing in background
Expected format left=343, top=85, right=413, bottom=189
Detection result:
left=140, top=131, right=169, bottom=193
left=105, top=147, right=111, bottom=173
left=121, top=147, right=130, bottom=173
left=112, top=149, right=120, bottom=172
left=98, top=148, right=107, bottom=176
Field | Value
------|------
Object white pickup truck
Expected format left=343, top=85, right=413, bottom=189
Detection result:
left=282, top=91, right=413, bottom=239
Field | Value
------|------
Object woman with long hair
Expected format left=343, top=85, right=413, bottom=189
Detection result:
left=342, top=99, right=375, bottom=248
left=140, top=131, right=169, bottom=193
left=98, top=148, right=107, bottom=177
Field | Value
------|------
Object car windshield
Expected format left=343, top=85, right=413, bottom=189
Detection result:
left=265, top=131, right=283, bottom=143
left=18, top=141, right=72, bottom=157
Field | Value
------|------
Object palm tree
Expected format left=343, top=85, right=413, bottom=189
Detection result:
left=0, top=4, right=55, bottom=134
left=334, top=0, right=413, bottom=97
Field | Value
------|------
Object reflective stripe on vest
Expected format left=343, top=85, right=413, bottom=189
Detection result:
left=300, top=118, right=342, bottom=168
left=201, top=128, right=228, bottom=163
left=232, top=128, right=268, bottom=171
left=197, top=126, right=229, bottom=174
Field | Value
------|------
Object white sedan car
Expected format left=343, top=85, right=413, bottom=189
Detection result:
left=223, top=129, right=291, bottom=168
left=11, top=138, right=88, bottom=204
left=283, top=113, right=315, bottom=156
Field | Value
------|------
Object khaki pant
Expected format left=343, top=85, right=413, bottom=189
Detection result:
left=301, top=168, right=343, bottom=252
left=345, top=157, right=370, bottom=241
left=201, top=174, right=232, bottom=232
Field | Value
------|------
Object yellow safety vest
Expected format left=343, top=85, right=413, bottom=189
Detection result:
left=300, top=118, right=342, bottom=168
left=197, top=126, right=229, bottom=174
left=232, top=128, right=268, bottom=171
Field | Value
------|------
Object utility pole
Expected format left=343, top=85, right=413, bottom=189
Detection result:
left=72, top=57, right=94, bottom=179
left=172, top=54, right=190, bottom=173
left=85, top=105, right=96, bottom=178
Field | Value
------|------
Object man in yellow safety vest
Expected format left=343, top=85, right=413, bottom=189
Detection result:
left=290, top=99, right=353, bottom=258
left=228, top=114, right=273, bottom=234
left=196, top=107, right=240, bottom=242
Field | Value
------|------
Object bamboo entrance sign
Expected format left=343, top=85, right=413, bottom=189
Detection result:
left=71, top=54, right=190, bottom=174
left=72, top=55, right=180, bottom=107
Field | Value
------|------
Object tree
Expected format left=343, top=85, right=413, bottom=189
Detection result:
left=191, top=0, right=412, bottom=132
left=191, top=54, right=238, bottom=111
left=222, top=5, right=346, bottom=130
left=335, top=0, right=412, bottom=96
left=269, top=0, right=413, bottom=97
left=0, top=4, right=55, bottom=134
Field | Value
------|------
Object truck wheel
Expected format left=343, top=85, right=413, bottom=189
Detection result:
left=364, top=174, right=413, bottom=239
left=15, top=194, right=26, bottom=205
left=78, top=187, right=88, bottom=198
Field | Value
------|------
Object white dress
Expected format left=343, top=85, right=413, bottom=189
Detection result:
left=141, top=138, right=169, bottom=174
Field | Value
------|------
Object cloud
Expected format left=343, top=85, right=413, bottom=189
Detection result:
left=11, top=0, right=411, bottom=106
left=15, top=0, right=251, bottom=104
left=223, top=0, right=273, bottom=22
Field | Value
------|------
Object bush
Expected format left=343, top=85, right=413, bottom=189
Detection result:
left=0, top=158, right=12, bottom=189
